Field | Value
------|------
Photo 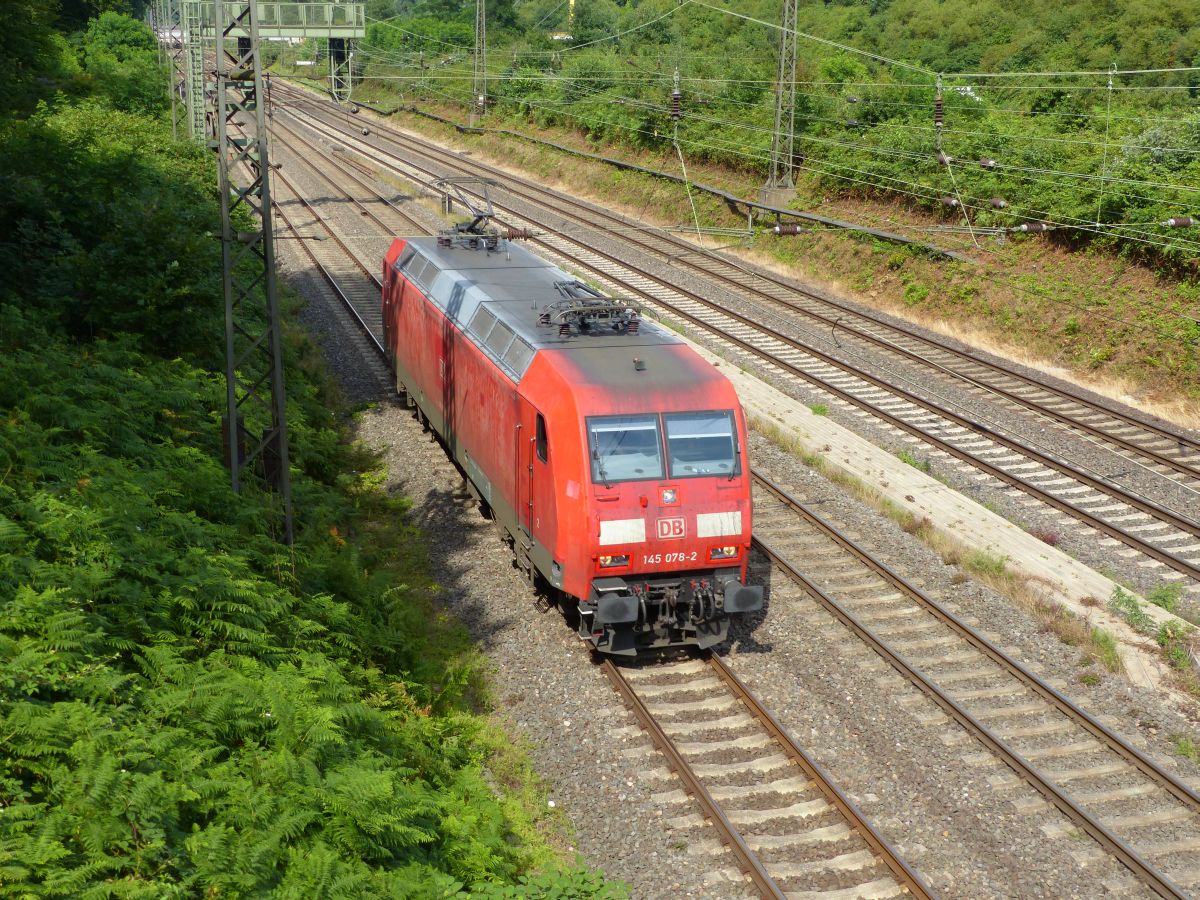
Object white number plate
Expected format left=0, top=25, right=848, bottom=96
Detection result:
left=641, top=551, right=698, bottom=566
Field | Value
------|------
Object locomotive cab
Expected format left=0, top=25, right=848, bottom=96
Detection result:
left=524, top=343, right=763, bottom=656
left=382, top=232, right=761, bottom=657
left=575, top=404, right=762, bottom=655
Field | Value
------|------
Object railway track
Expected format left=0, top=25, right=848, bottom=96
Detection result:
left=267, top=88, right=1200, bottom=595
left=261, top=117, right=937, bottom=900
left=603, top=656, right=932, bottom=898
left=753, top=470, right=1200, bottom=898
left=257, top=107, right=1200, bottom=897
left=275, top=91, right=1200, bottom=493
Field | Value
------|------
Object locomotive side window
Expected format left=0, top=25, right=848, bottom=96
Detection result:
left=395, top=245, right=416, bottom=272
left=485, top=320, right=516, bottom=357
left=407, top=256, right=435, bottom=288
left=503, top=339, right=535, bottom=377
left=536, top=414, right=548, bottom=462
left=586, top=415, right=664, bottom=484
left=663, top=411, right=739, bottom=478
left=468, top=305, right=498, bottom=341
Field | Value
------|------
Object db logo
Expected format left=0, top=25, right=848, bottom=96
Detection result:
left=656, top=517, right=686, bottom=539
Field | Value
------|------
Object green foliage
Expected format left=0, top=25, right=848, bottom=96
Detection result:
left=1155, top=619, right=1194, bottom=669
left=895, top=447, right=930, bottom=472
left=964, top=549, right=1007, bottom=577
left=365, top=17, right=474, bottom=53
left=77, top=13, right=168, bottom=115
left=464, top=864, right=629, bottom=897
left=1109, top=585, right=1156, bottom=634
left=1173, top=734, right=1200, bottom=762
left=1089, top=627, right=1124, bottom=673
left=1147, top=581, right=1185, bottom=612
left=0, top=102, right=219, bottom=354
left=1, top=0, right=76, bottom=114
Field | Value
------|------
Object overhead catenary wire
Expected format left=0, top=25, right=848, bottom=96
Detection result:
left=512, top=78, right=1200, bottom=215
left=347, top=52, right=1200, bottom=157
left=284, top=88, right=1195, bottom=246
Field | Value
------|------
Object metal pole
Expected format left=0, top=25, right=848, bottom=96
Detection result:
left=764, top=0, right=798, bottom=198
left=183, top=0, right=207, bottom=139
left=471, top=0, right=486, bottom=125
left=212, top=0, right=295, bottom=544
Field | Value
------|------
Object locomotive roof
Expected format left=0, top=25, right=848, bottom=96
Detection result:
left=396, top=236, right=681, bottom=382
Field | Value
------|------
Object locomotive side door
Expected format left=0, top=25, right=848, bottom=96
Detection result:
left=517, top=399, right=556, bottom=579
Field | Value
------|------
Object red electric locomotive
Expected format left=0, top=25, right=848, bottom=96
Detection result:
left=381, top=214, right=762, bottom=655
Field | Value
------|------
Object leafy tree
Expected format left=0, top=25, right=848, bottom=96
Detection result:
left=1, top=0, right=67, bottom=114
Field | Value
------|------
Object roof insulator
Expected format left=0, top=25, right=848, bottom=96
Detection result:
left=633, top=358, right=646, bottom=371
left=1164, top=216, right=1194, bottom=227
left=361, top=128, right=370, bottom=136
left=989, top=197, right=1008, bottom=209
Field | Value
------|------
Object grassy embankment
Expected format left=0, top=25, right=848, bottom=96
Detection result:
left=0, top=11, right=622, bottom=897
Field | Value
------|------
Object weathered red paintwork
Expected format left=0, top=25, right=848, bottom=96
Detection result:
left=382, top=237, right=752, bottom=614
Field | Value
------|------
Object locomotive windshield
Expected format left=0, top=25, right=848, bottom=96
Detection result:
left=664, top=411, right=739, bottom=477
left=587, top=415, right=665, bottom=483
left=586, top=410, right=739, bottom=484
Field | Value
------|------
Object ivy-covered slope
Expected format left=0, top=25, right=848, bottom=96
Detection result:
left=0, top=12, right=620, bottom=898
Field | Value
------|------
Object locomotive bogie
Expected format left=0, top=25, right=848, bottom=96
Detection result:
left=382, top=235, right=762, bottom=654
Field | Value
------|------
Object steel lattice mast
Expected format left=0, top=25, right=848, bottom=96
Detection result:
left=211, top=0, right=295, bottom=544
left=471, top=0, right=486, bottom=125
left=764, top=0, right=799, bottom=199
left=162, top=0, right=188, bottom=140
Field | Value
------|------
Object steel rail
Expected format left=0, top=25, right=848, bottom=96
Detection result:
left=273, top=95, right=1200, bottom=582
left=598, top=660, right=786, bottom=900
left=245, top=137, right=390, bottom=357
left=257, top=93, right=1193, bottom=898
left=274, top=84, right=1200, bottom=473
left=754, top=533, right=1190, bottom=900
left=705, top=655, right=935, bottom=899
left=270, top=114, right=430, bottom=252
left=752, top=468, right=1200, bottom=815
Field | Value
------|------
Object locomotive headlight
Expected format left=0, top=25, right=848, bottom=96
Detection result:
left=599, top=555, right=629, bottom=568
left=709, top=546, right=738, bottom=560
